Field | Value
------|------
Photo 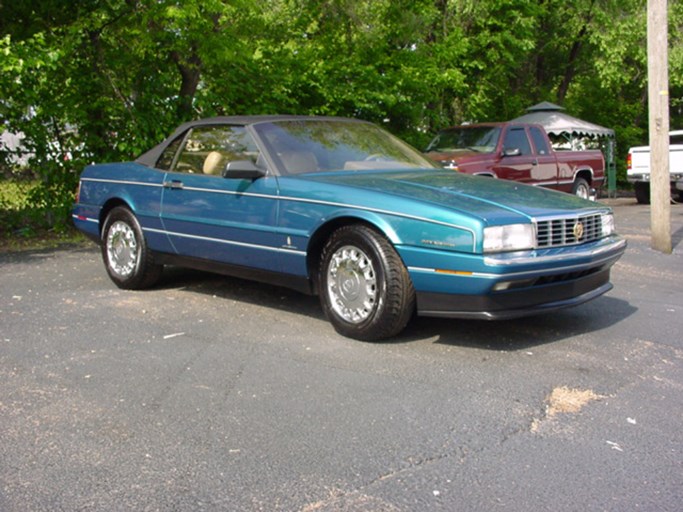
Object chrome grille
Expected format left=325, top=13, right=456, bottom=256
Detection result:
left=536, top=214, right=603, bottom=248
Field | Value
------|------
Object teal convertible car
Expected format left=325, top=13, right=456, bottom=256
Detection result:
left=73, top=116, right=626, bottom=340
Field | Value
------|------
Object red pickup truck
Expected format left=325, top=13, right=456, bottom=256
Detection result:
left=425, top=122, right=605, bottom=199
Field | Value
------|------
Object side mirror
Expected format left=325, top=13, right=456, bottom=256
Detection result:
left=503, top=148, right=521, bottom=157
left=222, top=160, right=266, bottom=180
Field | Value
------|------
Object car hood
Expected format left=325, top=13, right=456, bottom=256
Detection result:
left=301, top=169, right=605, bottom=222
left=425, top=150, right=484, bottom=163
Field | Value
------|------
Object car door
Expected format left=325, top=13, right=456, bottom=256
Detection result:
left=493, top=126, right=537, bottom=184
left=157, top=124, right=282, bottom=272
left=527, top=125, right=559, bottom=188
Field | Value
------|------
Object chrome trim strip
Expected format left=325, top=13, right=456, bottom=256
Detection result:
left=81, top=178, right=163, bottom=188
left=143, top=227, right=307, bottom=256
left=409, top=237, right=625, bottom=279
left=181, top=186, right=248, bottom=195
left=80, top=177, right=477, bottom=245
left=71, top=214, right=99, bottom=224
left=280, top=195, right=477, bottom=236
left=530, top=210, right=609, bottom=223
left=407, top=266, right=497, bottom=278
left=484, top=237, right=626, bottom=267
left=181, top=185, right=475, bottom=235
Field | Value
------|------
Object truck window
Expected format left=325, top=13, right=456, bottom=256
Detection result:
left=426, top=127, right=501, bottom=154
left=503, top=128, right=532, bottom=156
left=529, top=126, right=550, bottom=155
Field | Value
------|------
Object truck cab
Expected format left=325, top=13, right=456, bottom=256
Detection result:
left=425, top=122, right=605, bottom=199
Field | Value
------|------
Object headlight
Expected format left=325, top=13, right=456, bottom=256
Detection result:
left=483, top=224, right=535, bottom=253
left=601, top=213, right=616, bottom=236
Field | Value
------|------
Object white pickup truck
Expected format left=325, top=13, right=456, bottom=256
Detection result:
left=627, top=130, right=683, bottom=204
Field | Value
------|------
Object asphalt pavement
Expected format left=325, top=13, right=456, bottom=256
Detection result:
left=1, top=199, right=682, bottom=511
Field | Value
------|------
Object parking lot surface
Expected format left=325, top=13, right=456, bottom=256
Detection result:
left=1, top=200, right=682, bottom=511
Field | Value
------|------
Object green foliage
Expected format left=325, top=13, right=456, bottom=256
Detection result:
left=1, top=0, right=680, bottom=234
left=0, top=179, right=36, bottom=236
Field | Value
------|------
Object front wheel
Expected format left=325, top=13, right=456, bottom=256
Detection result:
left=101, top=206, right=162, bottom=290
left=319, top=225, right=415, bottom=341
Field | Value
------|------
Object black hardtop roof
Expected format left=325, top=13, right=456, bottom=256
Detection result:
left=135, top=115, right=366, bottom=167
left=175, top=114, right=359, bottom=129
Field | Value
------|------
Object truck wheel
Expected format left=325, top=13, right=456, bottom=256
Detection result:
left=319, top=225, right=415, bottom=341
left=572, top=178, right=591, bottom=199
left=634, top=182, right=650, bottom=204
left=101, top=206, right=162, bottom=290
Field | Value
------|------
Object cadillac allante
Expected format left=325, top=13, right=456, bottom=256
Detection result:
left=72, top=116, right=626, bottom=340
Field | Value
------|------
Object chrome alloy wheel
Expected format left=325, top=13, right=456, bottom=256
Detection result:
left=106, top=220, right=138, bottom=277
left=575, top=183, right=589, bottom=199
left=326, top=245, right=378, bottom=324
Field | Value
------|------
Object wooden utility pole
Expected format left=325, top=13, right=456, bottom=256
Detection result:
left=648, top=0, right=672, bottom=253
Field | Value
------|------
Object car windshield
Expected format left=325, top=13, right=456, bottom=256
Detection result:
left=254, top=119, right=438, bottom=175
left=426, top=126, right=501, bottom=154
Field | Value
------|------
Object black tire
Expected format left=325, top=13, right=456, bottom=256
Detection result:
left=572, top=177, right=591, bottom=199
left=319, top=225, right=415, bottom=341
left=634, top=182, right=650, bottom=204
left=101, top=206, right=162, bottom=290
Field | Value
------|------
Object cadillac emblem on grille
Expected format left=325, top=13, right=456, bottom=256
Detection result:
left=536, top=214, right=601, bottom=248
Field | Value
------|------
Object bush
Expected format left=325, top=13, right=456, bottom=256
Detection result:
left=0, top=163, right=78, bottom=239
left=0, top=178, right=38, bottom=237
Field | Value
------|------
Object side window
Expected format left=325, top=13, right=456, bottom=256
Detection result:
left=529, top=126, right=550, bottom=155
left=156, top=134, right=185, bottom=170
left=503, top=128, right=532, bottom=156
left=172, top=125, right=261, bottom=175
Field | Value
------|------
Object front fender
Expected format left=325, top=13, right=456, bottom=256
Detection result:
left=313, top=207, right=478, bottom=253
left=317, top=208, right=401, bottom=244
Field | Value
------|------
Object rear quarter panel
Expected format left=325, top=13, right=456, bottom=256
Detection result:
left=73, top=162, right=170, bottom=251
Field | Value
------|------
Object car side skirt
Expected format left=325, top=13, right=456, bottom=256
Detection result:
left=152, top=252, right=314, bottom=295
left=416, top=266, right=612, bottom=320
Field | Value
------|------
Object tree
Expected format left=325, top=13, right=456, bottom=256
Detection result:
left=1, top=0, right=680, bottom=232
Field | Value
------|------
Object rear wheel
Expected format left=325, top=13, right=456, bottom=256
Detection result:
left=101, top=206, right=162, bottom=289
left=634, top=182, right=650, bottom=204
left=319, top=225, right=415, bottom=341
left=572, top=177, right=591, bottom=199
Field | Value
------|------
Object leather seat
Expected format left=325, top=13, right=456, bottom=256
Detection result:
left=279, top=151, right=318, bottom=174
left=203, top=151, right=225, bottom=175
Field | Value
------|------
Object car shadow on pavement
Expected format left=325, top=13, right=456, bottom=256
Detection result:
left=402, top=296, right=638, bottom=351
left=154, top=265, right=327, bottom=321
left=155, top=266, right=637, bottom=349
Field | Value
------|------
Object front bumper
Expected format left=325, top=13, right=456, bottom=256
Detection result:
left=627, top=173, right=683, bottom=183
left=416, top=268, right=613, bottom=320
left=404, top=236, right=626, bottom=320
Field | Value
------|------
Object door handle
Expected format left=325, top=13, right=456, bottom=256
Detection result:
left=531, top=159, right=538, bottom=166
left=163, top=180, right=184, bottom=189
